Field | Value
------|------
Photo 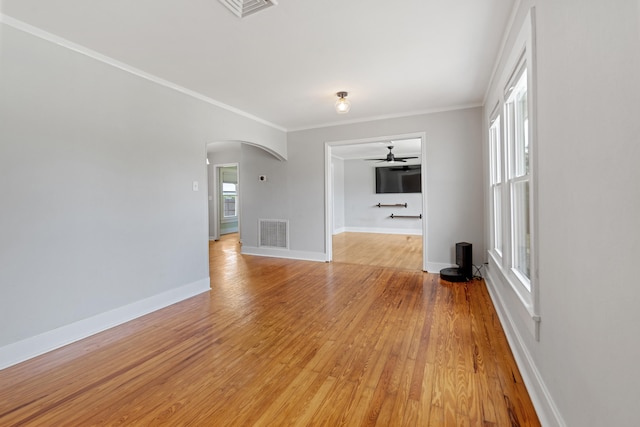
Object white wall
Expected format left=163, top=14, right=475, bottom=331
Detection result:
left=239, top=143, right=289, bottom=251
left=483, top=2, right=640, bottom=426
left=0, top=22, right=286, bottom=366
left=287, top=107, right=485, bottom=267
left=343, top=159, right=423, bottom=234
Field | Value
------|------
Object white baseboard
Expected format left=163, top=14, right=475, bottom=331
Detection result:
left=341, top=227, right=422, bottom=235
left=0, top=278, right=211, bottom=370
left=425, top=261, right=455, bottom=273
left=241, top=246, right=327, bottom=262
left=484, top=270, right=566, bottom=427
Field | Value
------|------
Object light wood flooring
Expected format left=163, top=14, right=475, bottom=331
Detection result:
left=332, top=232, right=423, bottom=270
left=0, top=233, right=539, bottom=426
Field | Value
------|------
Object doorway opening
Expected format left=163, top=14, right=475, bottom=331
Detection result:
left=325, top=133, right=428, bottom=271
left=218, top=165, right=239, bottom=236
left=208, top=162, right=239, bottom=241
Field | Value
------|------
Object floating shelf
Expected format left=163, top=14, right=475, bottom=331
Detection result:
left=376, top=203, right=407, bottom=208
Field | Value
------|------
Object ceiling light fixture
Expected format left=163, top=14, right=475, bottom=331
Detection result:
left=335, top=91, right=351, bottom=114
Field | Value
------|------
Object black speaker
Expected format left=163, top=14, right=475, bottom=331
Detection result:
left=440, top=242, right=472, bottom=282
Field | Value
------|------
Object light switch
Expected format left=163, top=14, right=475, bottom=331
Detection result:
left=192, top=181, right=199, bottom=191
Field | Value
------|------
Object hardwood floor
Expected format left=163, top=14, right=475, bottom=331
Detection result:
left=333, top=232, right=423, bottom=271
left=0, top=234, right=539, bottom=426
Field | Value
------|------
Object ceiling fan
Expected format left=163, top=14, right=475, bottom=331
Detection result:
left=365, top=146, right=419, bottom=163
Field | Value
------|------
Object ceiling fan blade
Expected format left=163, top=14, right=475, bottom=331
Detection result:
left=364, top=146, right=418, bottom=162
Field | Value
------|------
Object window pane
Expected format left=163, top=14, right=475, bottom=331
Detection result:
left=222, top=182, right=236, bottom=194
left=513, top=72, right=528, bottom=177
left=493, top=185, right=502, bottom=255
left=512, top=180, right=530, bottom=285
left=489, top=117, right=501, bottom=184
left=223, top=195, right=236, bottom=217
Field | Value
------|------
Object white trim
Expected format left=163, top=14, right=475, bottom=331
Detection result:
left=0, top=278, right=211, bottom=370
left=485, top=267, right=566, bottom=427
left=485, top=8, right=539, bottom=333
left=529, top=8, right=541, bottom=315
left=324, top=132, right=429, bottom=271
left=420, top=135, right=428, bottom=270
left=0, top=14, right=486, bottom=136
left=341, top=227, right=422, bottom=236
left=487, top=252, right=539, bottom=335
left=325, top=144, right=334, bottom=262
left=426, top=261, right=456, bottom=273
left=333, top=227, right=347, bottom=235
left=0, top=14, right=286, bottom=133
left=289, top=103, right=482, bottom=133
left=241, top=246, right=326, bottom=262
left=212, top=163, right=240, bottom=242
left=483, top=0, right=523, bottom=105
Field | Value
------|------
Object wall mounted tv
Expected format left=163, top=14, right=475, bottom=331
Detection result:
left=375, top=164, right=422, bottom=194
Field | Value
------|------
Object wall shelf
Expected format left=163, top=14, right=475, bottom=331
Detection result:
left=390, top=213, right=422, bottom=219
left=376, top=203, right=407, bottom=208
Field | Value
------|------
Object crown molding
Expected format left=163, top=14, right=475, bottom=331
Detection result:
left=288, top=103, right=483, bottom=133
left=0, top=14, right=287, bottom=133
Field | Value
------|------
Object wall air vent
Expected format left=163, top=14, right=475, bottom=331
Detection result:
left=259, top=219, right=289, bottom=249
left=218, top=0, right=278, bottom=18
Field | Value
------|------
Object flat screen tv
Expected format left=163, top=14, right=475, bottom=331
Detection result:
left=375, top=164, right=421, bottom=194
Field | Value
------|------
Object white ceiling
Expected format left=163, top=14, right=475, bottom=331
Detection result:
left=1, top=0, right=515, bottom=131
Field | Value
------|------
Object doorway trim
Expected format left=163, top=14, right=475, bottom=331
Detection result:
left=324, top=132, right=428, bottom=271
left=211, top=162, right=240, bottom=241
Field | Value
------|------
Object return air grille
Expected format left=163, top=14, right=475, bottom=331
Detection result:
left=259, top=219, right=289, bottom=249
left=218, top=0, right=278, bottom=18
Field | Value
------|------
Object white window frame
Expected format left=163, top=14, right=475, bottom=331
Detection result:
left=505, top=61, right=531, bottom=292
left=489, top=109, right=503, bottom=259
left=219, top=168, right=238, bottom=223
left=486, top=9, right=539, bottom=339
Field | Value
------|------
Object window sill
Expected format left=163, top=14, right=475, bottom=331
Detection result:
left=486, top=250, right=540, bottom=340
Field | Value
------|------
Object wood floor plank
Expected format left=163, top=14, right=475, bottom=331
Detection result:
left=0, top=233, right=540, bottom=426
left=332, top=232, right=423, bottom=270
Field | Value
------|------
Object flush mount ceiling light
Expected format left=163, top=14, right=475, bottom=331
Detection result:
left=335, top=91, right=351, bottom=114
left=218, top=0, right=277, bottom=18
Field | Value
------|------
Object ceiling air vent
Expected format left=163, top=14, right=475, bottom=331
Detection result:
left=218, top=0, right=278, bottom=18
